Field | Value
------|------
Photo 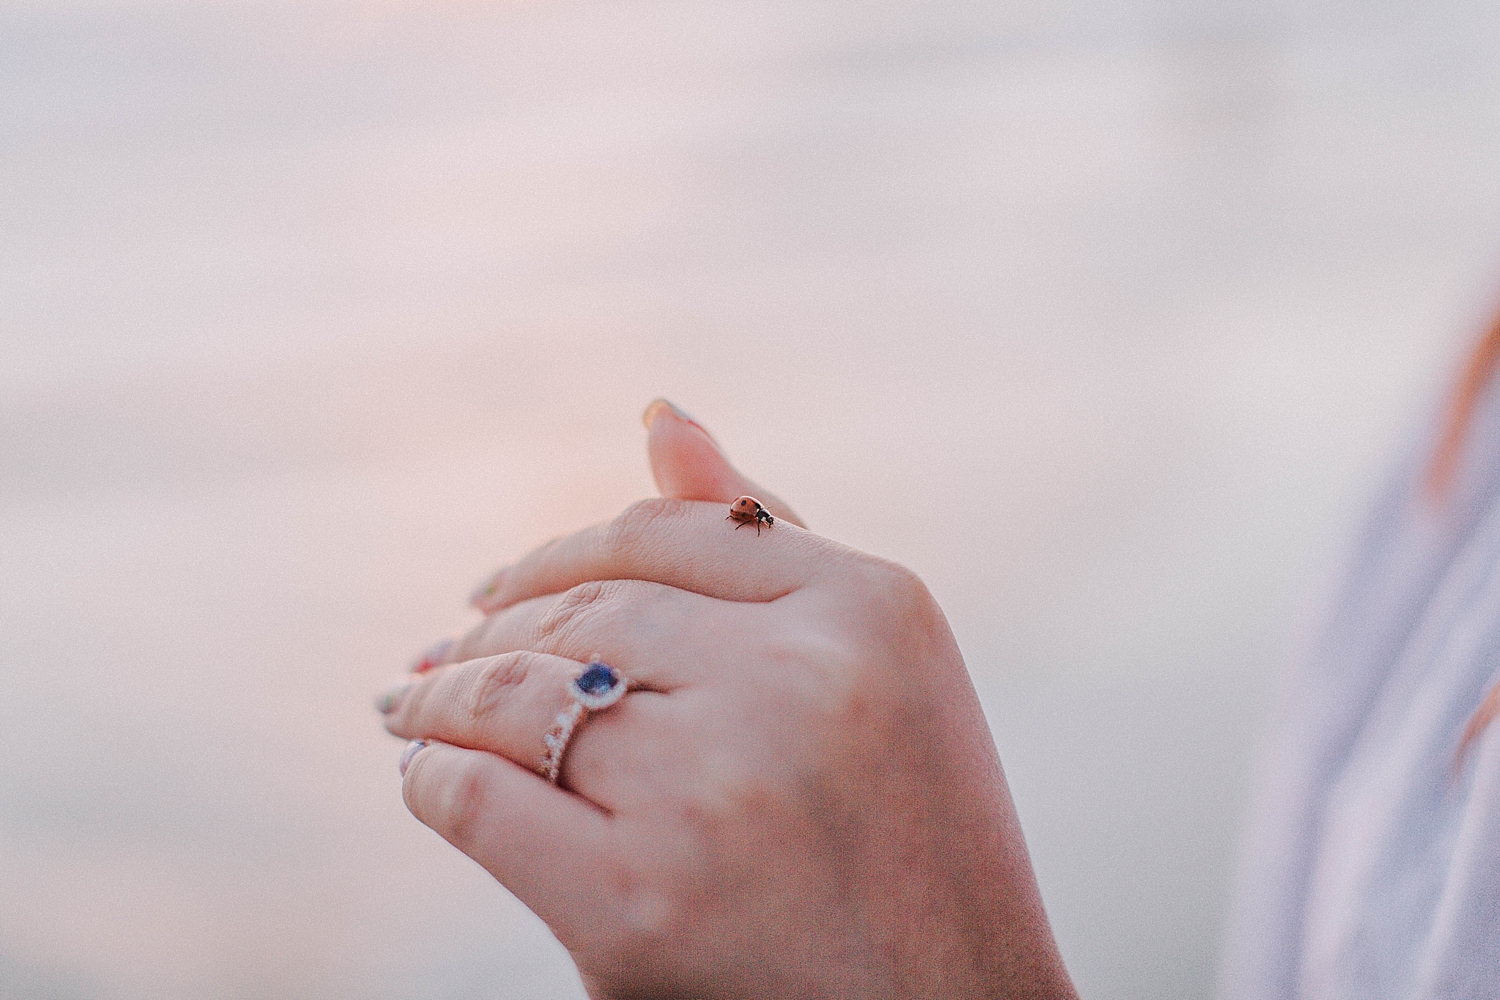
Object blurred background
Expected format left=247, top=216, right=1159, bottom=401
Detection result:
left=4, top=0, right=1500, bottom=997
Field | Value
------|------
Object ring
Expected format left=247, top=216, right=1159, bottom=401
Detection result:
left=539, top=660, right=630, bottom=783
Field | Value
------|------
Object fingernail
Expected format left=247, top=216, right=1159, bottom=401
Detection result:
left=399, top=740, right=428, bottom=776
left=642, top=398, right=707, bottom=434
left=375, top=679, right=415, bottom=715
left=469, top=570, right=506, bottom=610
left=411, top=639, right=454, bottom=674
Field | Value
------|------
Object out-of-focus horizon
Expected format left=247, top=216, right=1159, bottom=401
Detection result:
left=4, top=1, right=1500, bottom=997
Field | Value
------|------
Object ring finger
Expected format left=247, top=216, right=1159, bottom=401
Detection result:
left=384, top=650, right=668, bottom=808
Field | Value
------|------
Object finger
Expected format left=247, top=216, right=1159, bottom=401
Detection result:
left=473, top=497, right=836, bottom=614
left=641, top=398, right=805, bottom=527
left=458, top=578, right=754, bottom=688
left=409, top=638, right=456, bottom=675
left=385, top=651, right=675, bottom=806
left=400, top=741, right=615, bottom=944
left=468, top=399, right=805, bottom=612
left=386, top=650, right=590, bottom=758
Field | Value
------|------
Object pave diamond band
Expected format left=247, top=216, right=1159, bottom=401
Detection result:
left=539, top=661, right=629, bottom=783
left=540, top=701, right=585, bottom=783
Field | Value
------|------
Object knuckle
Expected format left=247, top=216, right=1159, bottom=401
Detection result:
left=403, top=750, right=493, bottom=854
left=684, top=775, right=765, bottom=839
left=851, top=556, right=936, bottom=622
left=872, top=558, right=930, bottom=604
left=609, top=866, right=678, bottom=952
left=602, top=498, right=679, bottom=556
left=436, top=755, right=494, bottom=852
left=597, top=849, right=708, bottom=958
left=790, top=643, right=874, bottom=734
left=463, top=653, right=531, bottom=725
left=620, top=895, right=677, bottom=953
left=535, top=579, right=614, bottom=645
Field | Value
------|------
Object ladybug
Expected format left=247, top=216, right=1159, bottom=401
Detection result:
left=727, top=495, right=775, bottom=535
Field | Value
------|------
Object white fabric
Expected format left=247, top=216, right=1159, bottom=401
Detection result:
left=1222, top=381, right=1500, bottom=999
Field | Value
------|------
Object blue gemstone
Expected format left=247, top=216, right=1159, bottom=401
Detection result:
left=576, top=662, right=618, bottom=696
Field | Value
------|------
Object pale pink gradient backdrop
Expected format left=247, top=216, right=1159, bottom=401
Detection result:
left=4, top=1, right=1500, bottom=997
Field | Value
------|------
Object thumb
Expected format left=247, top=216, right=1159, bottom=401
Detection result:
left=641, top=399, right=805, bottom=528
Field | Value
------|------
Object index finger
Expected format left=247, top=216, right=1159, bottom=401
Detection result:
left=472, top=497, right=842, bottom=612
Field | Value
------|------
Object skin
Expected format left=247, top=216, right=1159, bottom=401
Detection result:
left=381, top=400, right=1078, bottom=1000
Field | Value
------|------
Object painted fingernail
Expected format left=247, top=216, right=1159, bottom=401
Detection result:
left=399, top=740, right=428, bottom=776
left=411, top=639, right=454, bottom=674
left=376, top=679, right=414, bottom=715
left=469, top=572, right=506, bottom=610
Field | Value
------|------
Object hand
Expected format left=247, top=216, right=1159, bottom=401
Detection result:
left=380, top=402, right=1076, bottom=999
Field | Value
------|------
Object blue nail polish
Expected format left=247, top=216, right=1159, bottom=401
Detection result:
left=399, top=740, right=428, bottom=776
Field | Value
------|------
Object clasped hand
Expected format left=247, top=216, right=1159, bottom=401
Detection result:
left=379, top=401, right=1075, bottom=1000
